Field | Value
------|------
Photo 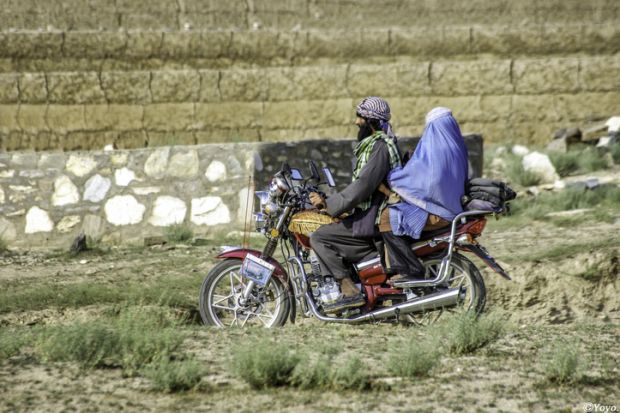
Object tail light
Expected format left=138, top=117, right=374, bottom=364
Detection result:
left=467, top=218, right=487, bottom=236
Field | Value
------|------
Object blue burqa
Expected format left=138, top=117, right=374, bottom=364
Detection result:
left=388, top=107, right=469, bottom=238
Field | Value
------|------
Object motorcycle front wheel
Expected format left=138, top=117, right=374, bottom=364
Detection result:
left=199, top=258, right=290, bottom=327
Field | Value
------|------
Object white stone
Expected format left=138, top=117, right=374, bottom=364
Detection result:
left=111, top=152, right=129, bottom=167
left=494, top=146, right=508, bottom=156
left=9, top=185, right=36, bottom=193
left=132, top=186, right=161, bottom=195
left=0, top=170, right=15, bottom=178
left=0, top=187, right=4, bottom=204
left=144, top=147, right=170, bottom=179
left=6, top=209, right=25, bottom=217
left=84, top=174, right=111, bottom=202
left=168, top=150, right=199, bottom=178
left=606, top=116, right=620, bottom=133
left=512, top=145, right=530, bottom=157
left=0, top=217, right=17, bottom=242
left=191, top=196, right=231, bottom=225
left=596, top=136, right=612, bottom=148
left=205, top=160, right=227, bottom=182
left=148, top=196, right=187, bottom=226
left=104, top=195, right=146, bottom=226
left=103, top=144, right=115, bottom=151
left=554, top=180, right=566, bottom=190
left=115, top=167, right=136, bottom=186
left=522, top=151, right=560, bottom=184
left=19, top=170, right=45, bottom=178
left=25, top=207, right=54, bottom=233
left=57, top=215, right=81, bottom=233
left=66, top=154, right=97, bottom=177
left=52, top=175, right=80, bottom=206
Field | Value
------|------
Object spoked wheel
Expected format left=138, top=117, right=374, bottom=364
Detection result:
left=199, top=259, right=290, bottom=327
left=404, top=252, right=486, bottom=326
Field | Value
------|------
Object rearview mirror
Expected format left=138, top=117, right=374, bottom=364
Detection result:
left=322, top=167, right=336, bottom=187
left=290, top=168, right=303, bottom=180
left=309, top=161, right=320, bottom=181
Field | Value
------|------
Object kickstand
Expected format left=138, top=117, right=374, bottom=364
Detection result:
left=394, top=307, right=400, bottom=323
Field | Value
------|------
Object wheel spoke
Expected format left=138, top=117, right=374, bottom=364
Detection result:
left=212, top=294, right=233, bottom=306
left=213, top=303, right=236, bottom=311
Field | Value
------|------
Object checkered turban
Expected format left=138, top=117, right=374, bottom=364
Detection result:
left=356, top=96, right=395, bottom=139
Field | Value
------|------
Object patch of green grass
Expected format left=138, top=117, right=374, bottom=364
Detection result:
left=0, top=329, right=32, bottom=361
left=36, top=306, right=185, bottom=375
left=0, top=275, right=201, bottom=314
left=143, top=358, right=205, bottom=392
left=611, top=144, right=620, bottom=165
left=576, top=147, right=608, bottom=173
left=231, top=339, right=300, bottom=389
left=165, top=224, right=194, bottom=244
left=542, top=342, right=581, bottom=384
left=291, top=355, right=333, bottom=390
left=329, top=356, right=371, bottom=391
left=508, top=185, right=620, bottom=219
left=549, top=152, right=580, bottom=177
left=437, top=312, right=507, bottom=356
left=388, top=337, right=439, bottom=378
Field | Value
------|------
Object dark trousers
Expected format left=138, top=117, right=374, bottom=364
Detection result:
left=381, top=231, right=426, bottom=277
left=309, top=220, right=378, bottom=280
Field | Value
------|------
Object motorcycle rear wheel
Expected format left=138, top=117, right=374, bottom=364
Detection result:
left=404, top=252, right=486, bottom=325
left=199, top=258, right=290, bottom=327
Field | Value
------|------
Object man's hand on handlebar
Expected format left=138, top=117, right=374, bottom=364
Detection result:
left=309, top=192, right=326, bottom=210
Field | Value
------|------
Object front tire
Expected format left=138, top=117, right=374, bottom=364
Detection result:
left=199, top=258, right=290, bottom=327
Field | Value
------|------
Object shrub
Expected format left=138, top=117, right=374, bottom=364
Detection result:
left=143, top=358, right=204, bottom=392
left=231, top=339, right=300, bottom=389
left=165, top=224, right=194, bottom=244
left=36, top=306, right=185, bottom=374
left=329, top=356, right=371, bottom=391
left=0, top=330, right=31, bottom=361
left=388, top=338, right=440, bottom=378
left=543, top=343, right=580, bottom=384
left=37, top=322, right=120, bottom=368
left=549, top=152, right=580, bottom=177
left=291, top=355, right=332, bottom=389
left=438, top=312, right=506, bottom=356
left=611, top=144, right=620, bottom=165
left=577, top=147, right=608, bottom=172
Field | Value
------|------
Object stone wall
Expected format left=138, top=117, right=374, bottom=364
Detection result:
left=0, top=136, right=484, bottom=249
left=1, top=0, right=619, bottom=151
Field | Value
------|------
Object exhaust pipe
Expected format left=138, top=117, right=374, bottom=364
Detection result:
left=307, top=287, right=465, bottom=324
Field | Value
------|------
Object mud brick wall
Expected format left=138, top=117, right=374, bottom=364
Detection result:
left=0, top=0, right=619, bottom=151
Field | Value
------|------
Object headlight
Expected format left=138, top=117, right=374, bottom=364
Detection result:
left=270, top=176, right=290, bottom=195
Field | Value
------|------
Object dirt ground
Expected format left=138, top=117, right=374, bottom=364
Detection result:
left=0, top=215, right=619, bottom=412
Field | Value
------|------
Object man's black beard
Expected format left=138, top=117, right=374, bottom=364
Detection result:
left=357, top=123, right=374, bottom=142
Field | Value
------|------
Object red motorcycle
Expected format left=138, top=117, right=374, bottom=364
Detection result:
left=198, top=162, right=510, bottom=327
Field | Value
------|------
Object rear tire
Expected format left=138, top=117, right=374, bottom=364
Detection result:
left=404, top=252, right=486, bottom=325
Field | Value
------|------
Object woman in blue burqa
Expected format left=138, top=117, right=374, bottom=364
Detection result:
left=380, top=107, right=469, bottom=283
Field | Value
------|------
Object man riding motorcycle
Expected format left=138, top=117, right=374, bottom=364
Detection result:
left=308, top=96, right=401, bottom=313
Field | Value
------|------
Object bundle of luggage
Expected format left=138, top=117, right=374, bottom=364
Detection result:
left=461, top=178, right=517, bottom=212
